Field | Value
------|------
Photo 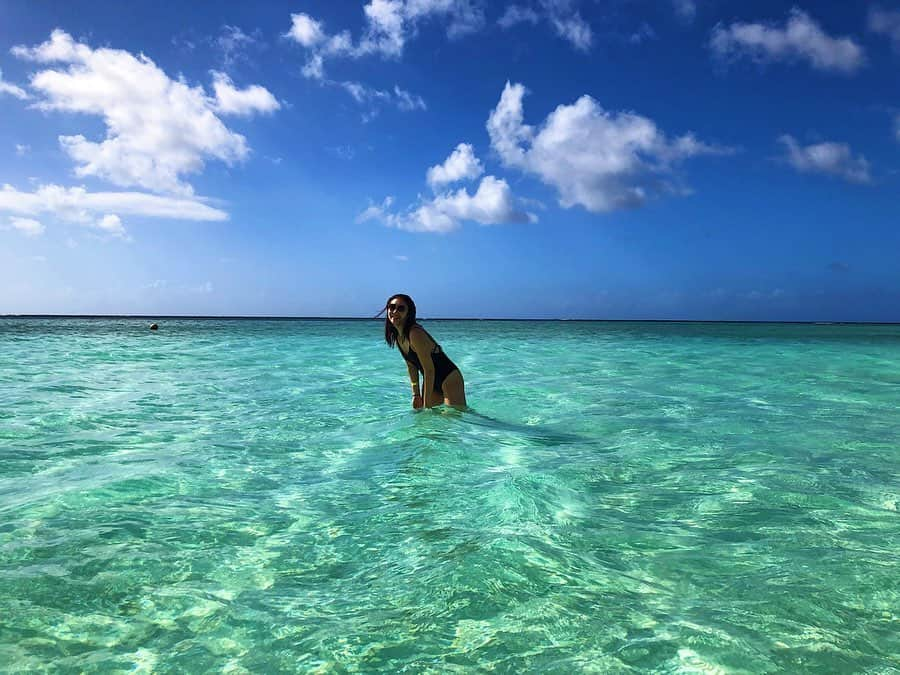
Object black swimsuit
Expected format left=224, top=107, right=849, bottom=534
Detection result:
left=400, top=325, right=459, bottom=393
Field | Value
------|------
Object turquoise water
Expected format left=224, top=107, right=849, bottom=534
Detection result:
left=1, top=318, right=898, bottom=673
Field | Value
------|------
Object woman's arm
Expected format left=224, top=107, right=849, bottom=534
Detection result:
left=407, top=361, right=423, bottom=408
left=409, top=328, right=440, bottom=408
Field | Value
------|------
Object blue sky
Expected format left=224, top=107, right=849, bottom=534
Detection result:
left=1, top=0, right=898, bottom=320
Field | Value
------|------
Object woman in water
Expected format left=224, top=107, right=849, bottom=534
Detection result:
left=380, top=294, right=466, bottom=409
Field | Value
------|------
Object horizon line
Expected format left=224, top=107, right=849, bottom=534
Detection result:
left=2, top=314, right=899, bottom=325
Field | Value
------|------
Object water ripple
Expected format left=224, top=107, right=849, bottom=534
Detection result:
left=0, top=319, right=898, bottom=671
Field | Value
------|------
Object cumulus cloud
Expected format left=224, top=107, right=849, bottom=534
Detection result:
left=868, top=6, right=900, bottom=51
left=12, top=30, right=278, bottom=196
left=211, top=72, right=281, bottom=116
left=288, top=13, right=327, bottom=47
left=498, top=1, right=592, bottom=51
left=0, top=68, right=29, bottom=99
left=286, top=1, right=484, bottom=78
left=360, top=0, right=406, bottom=57
left=709, top=9, right=865, bottom=74
left=487, top=81, right=730, bottom=212
left=358, top=146, right=534, bottom=234
left=360, top=176, right=535, bottom=233
left=778, top=135, right=871, bottom=184
left=0, top=184, right=228, bottom=223
left=7, top=216, right=45, bottom=236
left=426, top=143, right=484, bottom=188
left=92, top=213, right=127, bottom=238
left=15, top=144, right=30, bottom=156
left=407, top=176, right=533, bottom=232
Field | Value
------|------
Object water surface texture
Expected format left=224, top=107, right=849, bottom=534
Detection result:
left=1, top=318, right=898, bottom=672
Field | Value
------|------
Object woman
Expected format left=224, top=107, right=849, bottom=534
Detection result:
left=380, top=294, right=466, bottom=409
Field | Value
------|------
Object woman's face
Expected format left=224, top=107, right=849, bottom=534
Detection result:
left=387, top=298, right=408, bottom=329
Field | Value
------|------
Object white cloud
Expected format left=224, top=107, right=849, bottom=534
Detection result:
left=358, top=138, right=535, bottom=233
left=332, top=79, right=425, bottom=113
left=498, top=5, right=540, bottom=29
left=416, top=0, right=485, bottom=38
left=869, top=7, right=900, bottom=51
left=12, top=30, right=278, bottom=195
left=0, top=68, right=29, bottom=99
left=426, top=143, right=484, bottom=188
left=302, top=53, right=326, bottom=79
left=356, top=196, right=395, bottom=224
left=778, top=135, right=871, bottom=184
left=393, top=85, right=426, bottom=111
left=709, top=9, right=865, bottom=74
left=143, top=279, right=212, bottom=294
left=217, top=25, right=258, bottom=67
left=212, top=72, right=281, bottom=116
left=92, top=213, right=128, bottom=238
left=672, top=0, right=696, bottom=23
left=498, top=1, right=592, bottom=51
left=360, top=0, right=407, bottom=57
left=7, top=216, right=45, bottom=236
left=359, top=176, right=535, bottom=233
left=487, top=81, right=729, bottom=212
left=415, top=176, right=535, bottom=231
left=550, top=13, right=592, bottom=51
left=286, top=0, right=484, bottom=78
left=340, top=80, right=389, bottom=103
left=288, top=13, right=327, bottom=47
left=15, top=144, right=30, bottom=156
left=329, top=145, right=355, bottom=160
left=629, top=23, right=657, bottom=45
left=0, top=184, right=229, bottom=223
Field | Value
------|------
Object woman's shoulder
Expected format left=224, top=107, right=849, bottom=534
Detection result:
left=408, top=324, right=433, bottom=344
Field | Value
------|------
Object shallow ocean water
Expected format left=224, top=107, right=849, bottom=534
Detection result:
left=1, top=318, right=898, bottom=672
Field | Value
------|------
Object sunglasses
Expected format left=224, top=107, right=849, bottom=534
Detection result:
left=388, top=303, right=407, bottom=313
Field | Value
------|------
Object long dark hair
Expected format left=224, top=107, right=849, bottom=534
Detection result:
left=376, top=293, right=417, bottom=347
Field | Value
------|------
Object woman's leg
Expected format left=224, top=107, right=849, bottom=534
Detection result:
left=441, top=370, right=467, bottom=408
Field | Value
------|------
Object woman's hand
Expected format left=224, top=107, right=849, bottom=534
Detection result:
left=412, top=394, right=424, bottom=409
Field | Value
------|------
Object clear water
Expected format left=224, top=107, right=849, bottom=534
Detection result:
left=1, top=318, right=898, bottom=673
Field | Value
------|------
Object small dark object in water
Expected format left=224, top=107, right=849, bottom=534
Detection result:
left=149, top=323, right=158, bottom=330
